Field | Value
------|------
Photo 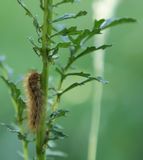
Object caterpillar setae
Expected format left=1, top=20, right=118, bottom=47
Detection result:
left=24, top=71, right=43, bottom=132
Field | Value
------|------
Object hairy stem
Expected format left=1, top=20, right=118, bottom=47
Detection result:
left=36, top=0, right=52, bottom=160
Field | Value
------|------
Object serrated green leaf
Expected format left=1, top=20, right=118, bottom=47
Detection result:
left=59, top=79, right=93, bottom=95
left=33, top=16, right=41, bottom=35
left=40, top=0, right=44, bottom=9
left=100, top=17, right=136, bottom=30
left=65, top=72, right=90, bottom=78
left=51, top=130, right=67, bottom=140
left=0, top=76, right=25, bottom=122
left=56, top=71, right=92, bottom=82
left=57, top=42, right=72, bottom=48
left=0, top=76, right=20, bottom=98
left=96, top=76, right=109, bottom=84
left=59, top=76, right=108, bottom=96
left=17, top=0, right=40, bottom=35
left=52, top=11, right=87, bottom=23
left=17, top=0, right=33, bottom=17
left=65, top=45, right=111, bottom=69
left=93, top=19, right=105, bottom=29
left=51, top=26, right=82, bottom=38
left=28, top=37, right=41, bottom=56
left=71, top=19, right=106, bottom=47
left=82, top=19, right=105, bottom=43
left=64, top=45, right=111, bottom=71
left=55, top=67, right=64, bottom=76
left=0, top=123, right=16, bottom=131
left=53, top=0, right=74, bottom=7
left=84, top=29, right=101, bottom=43
left=72, top=29, right=90, bottom=46
left=75, top=46, right=97, bottom=59
left=49, top=126, right=67, bottom=140
left=77, top=45, right=111, bottom=58
left=51, top=42, right=73, bottom=52
left=0, top=123, right=28, bottom=142
left=97, top=44, right=112, bottom=50
left=50, top=109, right=69, bottom=120
left=0, top=57, right=13, bottom=79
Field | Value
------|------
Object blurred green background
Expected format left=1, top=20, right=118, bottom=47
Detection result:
left=0, top=0, right=143, bottom=160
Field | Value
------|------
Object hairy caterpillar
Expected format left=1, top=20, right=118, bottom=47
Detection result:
left=24, top=71, right=43, bottom=132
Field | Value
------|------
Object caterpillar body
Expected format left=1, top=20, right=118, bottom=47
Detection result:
left=24, top=71, right=43, bottom=132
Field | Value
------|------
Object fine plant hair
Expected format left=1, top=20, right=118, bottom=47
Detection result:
left=0, top=0, right=136, bottom=160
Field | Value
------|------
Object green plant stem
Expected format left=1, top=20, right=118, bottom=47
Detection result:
left=14, top=101, right=29, bottom=160
left=51, top=56, right=75, bottom=111
left=22, top=141, right=28, bottom=160
left=36, top=0, right=52, bottom=160
left=51, top=78, right=63, bottom=111
left=51, top=31, right=94, bottom=111
left=20, top=125, right=29, bottom=160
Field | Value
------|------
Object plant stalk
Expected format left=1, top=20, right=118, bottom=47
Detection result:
left=13, top=99, right=29, bottom=160
left=36, top=0, right=52, bottom=160
left=19, top=123, right=29, bottom=160
left=87, top=1, right=120, bottom=160
left=21, top=134, right=29, bottom=160
left=22, top=141, right=28, bottom=160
